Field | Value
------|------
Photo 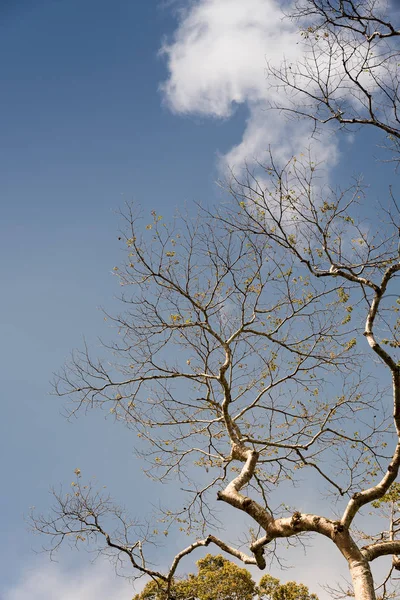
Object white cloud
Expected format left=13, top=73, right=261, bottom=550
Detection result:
left=160, top=0, right=297, bottom=117
left=2, top=560, right=135, bottom=600
left=222, top=103, right=338, bottom=173
left=160, top=0, right=339, bottom=171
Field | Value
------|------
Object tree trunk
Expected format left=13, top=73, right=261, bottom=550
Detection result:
left=349, top=559, right=376, bottom=600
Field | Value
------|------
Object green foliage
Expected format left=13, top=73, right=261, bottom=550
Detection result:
left=258, top=574, right=318, bottom=600
left=371, top=482, right=400, bottom=508
left=193, top=554, right=256, bottom=600
left=133, top=555, right=317, bottom=600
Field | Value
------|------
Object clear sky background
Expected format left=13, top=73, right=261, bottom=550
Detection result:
left=1, top=1, right=397, bottom=598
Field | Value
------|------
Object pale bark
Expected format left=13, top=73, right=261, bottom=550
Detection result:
left=362, top=540, right=400, bottom=562
left=349, top=560, right=376, bottom=600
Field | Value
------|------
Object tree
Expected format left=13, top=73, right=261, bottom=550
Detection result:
left=32, top=2, right=400, bottom=600
left=132, top=554, right=317, bottom=600
left=132, top=554, right=256, bottom=600
left=259, top=574, right=318, bottom=600
left=269, top=0, right=400, bottom=159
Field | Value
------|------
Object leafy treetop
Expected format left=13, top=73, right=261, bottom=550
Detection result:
left=133, top=554, right=317, bottom=600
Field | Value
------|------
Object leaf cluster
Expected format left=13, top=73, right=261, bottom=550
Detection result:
left=133, top=554, right=317, bottom=600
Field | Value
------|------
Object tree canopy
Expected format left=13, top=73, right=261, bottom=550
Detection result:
left=133, top=555, right=317, bottom=600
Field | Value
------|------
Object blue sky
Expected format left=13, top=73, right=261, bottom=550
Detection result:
left=1, top=1, right=397, bottom=598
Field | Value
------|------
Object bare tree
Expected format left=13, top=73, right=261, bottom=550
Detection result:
left=270, top=0, right=400, bottom=159
left=32, top=3, right=400, bottom=600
